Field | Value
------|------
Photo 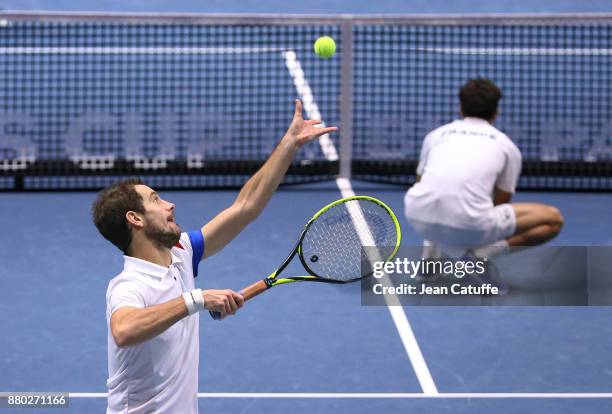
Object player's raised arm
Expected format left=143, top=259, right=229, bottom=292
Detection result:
left=201, top=99, right=338, bottom=258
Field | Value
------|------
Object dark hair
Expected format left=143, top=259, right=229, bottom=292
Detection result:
left=92, top=178, right=145, bottom=254
left=459, top=78, right=502, bottom=121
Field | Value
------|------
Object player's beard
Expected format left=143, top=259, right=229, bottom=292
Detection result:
left=144, top=220, right=181, bottom=249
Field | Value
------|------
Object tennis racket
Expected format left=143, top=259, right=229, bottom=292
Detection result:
left=210, top=195, right=401, bottom=320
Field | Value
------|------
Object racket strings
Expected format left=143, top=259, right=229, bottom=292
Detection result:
left=300, top=199, right=398, bottom=282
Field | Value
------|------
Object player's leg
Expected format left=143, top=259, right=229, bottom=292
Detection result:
left=509, top=203, right=564, bottom=246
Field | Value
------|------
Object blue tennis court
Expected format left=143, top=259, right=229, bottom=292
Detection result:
left=1, top=183, right=611, bottom=413
left=1, top=2, right=611, bottom=413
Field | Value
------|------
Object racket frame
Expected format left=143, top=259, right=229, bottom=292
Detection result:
left=209, top=195, right=401, bottom=318
left=274, top=195, right=402, bottom=286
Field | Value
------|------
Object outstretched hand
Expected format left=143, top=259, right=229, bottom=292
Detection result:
left=286, top=99, right=338, bottom=147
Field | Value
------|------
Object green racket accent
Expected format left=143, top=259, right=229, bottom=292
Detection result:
left=264, top=270, right=317, bottom=287
left=272, top=276, right=317, bottom=286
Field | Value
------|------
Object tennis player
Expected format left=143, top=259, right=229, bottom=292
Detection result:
left=93, top=100, right=337, bottom=414
left=404, top=78, right=564, bottom=260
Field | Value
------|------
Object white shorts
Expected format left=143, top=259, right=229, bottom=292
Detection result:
left=406, top=204, right=517, bottom=247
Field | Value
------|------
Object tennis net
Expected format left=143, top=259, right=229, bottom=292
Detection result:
left=0, top=13, right=610, bottom=191
left=0, top=14, right=341, bottom=190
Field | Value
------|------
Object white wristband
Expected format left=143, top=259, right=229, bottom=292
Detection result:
left=190, top=289, right=205, bottom=312
left=183, top=291, right=197, bottom=315
left=183, top=289, right=205, bottom=315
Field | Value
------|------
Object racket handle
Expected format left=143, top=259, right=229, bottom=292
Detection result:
left=209, top=279, right=270, bottom=320
left=241, top=279, right=271, bottom=300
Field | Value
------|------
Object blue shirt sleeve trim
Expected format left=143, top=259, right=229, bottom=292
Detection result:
left=187, top=230, right=205, bottom=278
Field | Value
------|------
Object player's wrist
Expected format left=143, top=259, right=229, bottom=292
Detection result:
left=182, top=289, right=205, bottom=315
left=280, top=134, right=301, bottom=151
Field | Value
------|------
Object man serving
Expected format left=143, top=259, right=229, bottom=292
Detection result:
left=92, top=100, right=337, bottom=413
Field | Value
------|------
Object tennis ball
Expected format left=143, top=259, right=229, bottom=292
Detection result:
left=314, top=36, right=336, bottom=58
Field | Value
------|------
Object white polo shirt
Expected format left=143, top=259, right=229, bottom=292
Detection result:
left=106, top=230, right=205, bottom=414
left=404, top=117, right=522, bottom=229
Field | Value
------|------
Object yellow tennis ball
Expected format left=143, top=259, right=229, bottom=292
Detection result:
left=314, top=36, right=336, bottom=58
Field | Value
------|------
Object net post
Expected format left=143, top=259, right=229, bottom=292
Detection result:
left=339, top=19, right=354, bottom=180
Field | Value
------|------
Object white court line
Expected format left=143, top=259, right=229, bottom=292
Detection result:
left=282, top=50, right=338, bottom=162
left=283, top=52, right=438, bottom=395
left=68, top=392, right=612, bottom=399
left=335, top=178, right=438, bottom=395
left=400, top=46, right=612, bottom=56
left=0, top=47, right=286, bottom=54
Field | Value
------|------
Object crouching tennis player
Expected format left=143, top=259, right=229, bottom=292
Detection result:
left=404, top=78, right=563, bottom=261
left=92, top=100, right=337, bottom=413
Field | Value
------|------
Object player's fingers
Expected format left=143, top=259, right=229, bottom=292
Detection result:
left=227, top=294, right=238, bottom=314
left=294, top=99, right=302, bottom=118
left=214, top=303, right=227, bottom=319
left=223, top=296, right=231, bottom=315
left=306, top=119, right=322, bottom=125
left=232, top=291, right=245, bottom=308
left=309, top=126, right=338, bottom=138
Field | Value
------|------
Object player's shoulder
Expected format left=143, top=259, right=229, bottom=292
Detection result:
left=491, top=126, right=521, bottom=157
left=172, top=232, right=192, bottom=255
left=424, top=120, right=459, bottom=144
left=428, top=120, right=459, bottom=136
left=173, top=230, right=205, bottom=258
left=106, top=269, right=148, bottom=298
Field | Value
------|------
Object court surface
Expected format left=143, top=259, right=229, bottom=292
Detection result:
left=1, top=2, right=611, bottom=412
left=1, top=182, right=611, bottom=413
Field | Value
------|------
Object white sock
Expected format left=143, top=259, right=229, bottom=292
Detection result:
left=421, top=240, right=441, bottom=259
left=472, top=240, right=510, bottom=259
